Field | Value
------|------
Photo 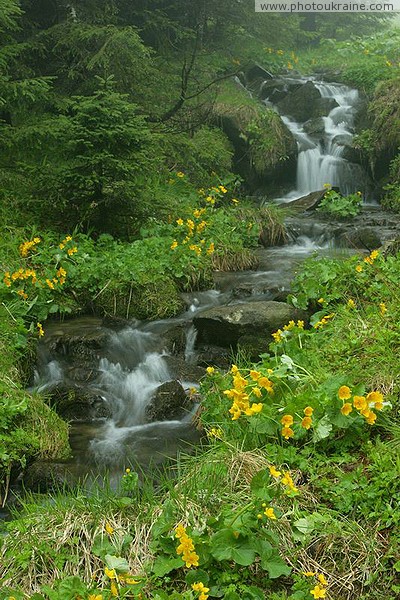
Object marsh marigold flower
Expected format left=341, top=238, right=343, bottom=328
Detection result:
left=304, top=406, right=313, bottom=416
left=301, top=416, right=312, bottom=429
left=341, top=403, right=353, bottom=416
left=338, top=386, right=351, bottom=400
left=281, top=426, right=294, bottom=440
left=269, top=465, right=281, bottom=478
left=281, top=414, right=294, bottom=427
left=310, top=585, right=326, bottom=598
left=264, top=507, right=277, bottom=520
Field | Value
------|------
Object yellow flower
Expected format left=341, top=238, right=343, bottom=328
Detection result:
left=89, top=595, right=103, bottom=600
left=338, top=386, right=351, bottom=400
left=281, top=414, right=294, bottom=427
left=310, top=585, right=326, bottom=598
left=370, top=250, right=379, bottom=260
left=353, top=395, right=367, bottom=411
left=125, top=577, right=140, bottom=584
left=304, top=406, right=313, bottom=417
left=366, top=391, right=383, bottom=405
left=110, top=581, right=119, bottom=597
left=59, top=243, right=65, bottom=250
left=318, top=574, right=328, bottom=586
left=125, top=467, right=131, bottom=473
left=379, top=302, right=387, bottom=316
left=206, top=242, right=215, bottom=255
left=176, top=171, right=185, bottom=178
left=37, top=322, right=44, bottom=337
left=105, top=522, right=114, bottom=535
left=347, top=298, right=356, bottom=308
left=269, top=465, right=281, bottom=478
left=252, top=386, right=262, bottom=398
left=45, top=278, right=55, bottom=289
left=302, top=571, right=316, bottom=577
left=170, top=240, right=178, bottom=250
left=281, top=426, right=294, bottom=440
left=206, top=366, right=215, bottom=374
left=249, top=370, right=260, bottom=381
left=231, top=198, right=239, bottom=204
left=264, top=506, right=277, bottom=520
left=356, top=264, right=363, bottom=273
left=176, top=218, right=184, bottom=226
left=64, top=235, right=72, bottom=242
left=67, top=246, right=78, bottom=256
left=105, top=567, right=117, bottom=579
left=341, top=403, right=353, bottom=416
left=366, top=411, right=377, bottom=425
left=301, top=416, right=312, bottom=429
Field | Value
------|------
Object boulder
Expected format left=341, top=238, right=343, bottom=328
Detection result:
left=246, top=64, right=274, bottom=85
left=337, top=227, right=382, bottom=250
left=49, top=384, right=111, bottom=421
left=276, top=81, right=338, bottom=122
left=303, top=117, right=325, bottom=136
left=193, top=301, right=306, bottom=348
left=22, top=461, right=80, bottom=492
left=285, top=189, right=327, bottom=212
left=145, top=380, right=192, bottom=422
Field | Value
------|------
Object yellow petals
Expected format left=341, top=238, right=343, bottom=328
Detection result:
left=264, top=506, right=277, bottom=520
left=355, top=264, right=363, bottom=273
left=318, top=574, right=328, bottom=586
left=304, top=406, right=313, bottom=417
left=105, top=522, right=114, bottom=535
left=301, top=416, right=312, bottom=429
left=170, top=240, right=178, bottom=250
left=379, top=302, right=387, bottom=316
left=37, top=322, right=44, bottom=337
left=269, top=465, right=281, bottom=478
left=353, top=395, right=367, bottom=411
left=281, top=414, right=294, bottom=427
left=281, top=426, right=294, bottom=440
left=206, top=366, right=215, bottom=375
left=338, top=386, right=351, bottom=400
left=110, top=581, right=118, bottom=597
left=310, top=585, right=326, bottom=598
left=341, top=403, right=353, bottom=416
left=105, top=567, right=117, bottom=579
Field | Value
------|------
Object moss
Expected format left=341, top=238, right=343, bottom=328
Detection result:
left=211, top=79, right=295, bottom=181
left=93, top=276, right=185, bottom=321
left=0, top=308, right=70, bottom=500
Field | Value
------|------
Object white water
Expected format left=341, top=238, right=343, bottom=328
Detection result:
left=271, top=79, right=368, bottom=202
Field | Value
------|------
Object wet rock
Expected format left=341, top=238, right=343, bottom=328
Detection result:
left=145, top=380, right=192, bottom=422
left=303, top=117, right=325, bottom=136
left=196, top=346, right=233, bottom=371
left=276, top=81, right=338, bottom=122
left=193, top=301, right=306, bottom=348
left=164, top=355, right=206, bottom=383
left=245, top=64, right=273, bottom=85
left=49, top=384, right=111, bottom=421
left=337, top=227, right=382, bottom=250
left=162, top=324, right=188, bottom=355
left=285, top=189, right=327, bottom=212
left=22, top=461, right=80, bottom=492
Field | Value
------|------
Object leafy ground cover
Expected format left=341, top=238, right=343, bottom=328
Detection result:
left=1, top=245, right=399, bottom=600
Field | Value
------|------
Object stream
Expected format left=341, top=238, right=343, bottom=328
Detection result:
left=18, top=76, right=399, bottom=492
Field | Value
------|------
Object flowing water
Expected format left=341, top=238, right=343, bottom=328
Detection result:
left=26, top=76, right=376, bottom=488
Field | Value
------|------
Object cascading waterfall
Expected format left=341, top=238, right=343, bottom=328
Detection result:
left=268, top=78, right=368, bottom=201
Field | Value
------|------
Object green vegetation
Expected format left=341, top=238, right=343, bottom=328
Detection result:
left=316, top=187, right=363, bottom=219
left=1, top=2, right=400, bottom=600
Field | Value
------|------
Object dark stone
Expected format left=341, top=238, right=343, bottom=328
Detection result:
left=337, top=227, right=382, bottom=250
left=145, top=380, right=192, bottom=422
left=162, top=324, right=188, bottom=355
left=285, top=189, right=327, bottom=212
left=276, top=81, right=338, bottom=122
left=22, top=461, right=80, bottom=492
left=237, top=334, right=271, bottom=361
left=193, top=301, right=306, bottom=348
left=246, top=64, right=274, bottom=84
left=49, top=384, right=111, bottom=421
left=164, top=355, right=206, bottom=383
left=303, top=117, right=325, bottom=136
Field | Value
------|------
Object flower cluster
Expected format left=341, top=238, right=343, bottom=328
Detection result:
left=170, top=207, right=214, bottom=257
left=268, top=464, right=299, bottom=494
left=104, top=566, right=140, bottom=595
left=338, top=386, right=384, bottom=425
left=257, top=502, right=277, bottom=521
left=313, top=313, right=334, bottom=330
left=19, top=236, right=41, bottom=257
left=223, top=365, right=274, bottom=420
left=272, top=319, right=305, bottom=343
left=192, top=581, right=209, bottom=600
left=303, top=572, right=329, bottom=598
left=175, top=524, right=199, bottom=568
left=280, top=406, right=314, bottom=439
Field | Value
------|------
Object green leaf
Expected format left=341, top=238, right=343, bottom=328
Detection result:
left=152, top=555, right=183, bottom=577
left=57, top=576, right=87, bottom=598
left=105, top=554, right=130, bottom=572
left=210, top=529, right=256, bottom=566
left=250, top=470, right=272, bottom=500
left=185, top=569, right=210, bottom=586
left=312, top=416, right=333, bottom=442
left=91, top=534, right=114, bottom=558
left=293, top=517, right=315, bottom=535
left=257, top=543, right=291, bottom=578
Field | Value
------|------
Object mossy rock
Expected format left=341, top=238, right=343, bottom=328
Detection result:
left=94, top=277, right=184, bottom=321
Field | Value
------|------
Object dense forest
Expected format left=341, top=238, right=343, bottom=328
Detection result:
left=0, top=1, right=400, bottom=599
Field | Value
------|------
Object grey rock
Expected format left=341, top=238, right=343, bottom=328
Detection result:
left=145, top=380, right=192, bottom=422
